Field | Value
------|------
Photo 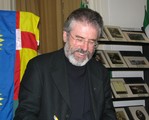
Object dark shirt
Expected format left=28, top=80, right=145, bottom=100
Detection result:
left=65, top=58, right=94, bottom=120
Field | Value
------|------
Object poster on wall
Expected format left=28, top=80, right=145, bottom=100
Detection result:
left=123, top=31, right=149, bottom=43
left=129, top=106, right=149, bottom=120
left=104, top=25, right=127, bottom=41
left=104, top=51, right=128, bottom=68
left=123, top=56, right=149, bottom=68
left=115, top=107, right=129, bottom=120
left=95, top=50, right=110, bottom=68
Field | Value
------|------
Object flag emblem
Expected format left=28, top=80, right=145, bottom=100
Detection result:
left=0, top=34, right=4, bottom=51
left=0, top=93, right=4, bottom=106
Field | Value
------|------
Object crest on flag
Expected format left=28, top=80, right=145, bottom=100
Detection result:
left=0, top=93, right=4, bottom=106
left=0, top=34, right=4, bottom=51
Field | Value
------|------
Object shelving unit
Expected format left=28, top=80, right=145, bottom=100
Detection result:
left=96, top=40, right=149, bottom=114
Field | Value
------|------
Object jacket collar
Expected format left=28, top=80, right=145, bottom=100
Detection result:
left=51, top=48, right=71, bottom=108
left=51, top=49, right=102, bottom=117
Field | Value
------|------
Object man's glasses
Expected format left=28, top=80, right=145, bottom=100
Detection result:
left=69, top=33, right=98, bottom=48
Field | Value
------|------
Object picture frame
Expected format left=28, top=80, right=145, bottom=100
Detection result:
left=123, top=31, right=149, bottom=43
left=128, top=83, right=149, bottom=97
left=98, top=30, right=109, bottom=41
left=104, top=25, right=127, bottom=41
left=111, top=78, right=149, bottom=98
left=103, top=51, right=128, bottom=68
left=129, top=106, right=149, bottom=120
left=111, top=78, right=129, bottom=98
left=115, top=108, right=129, bottom=120
left=95, top=50, right=110, bottom=68
left=123, top=56, right=149, bottom=68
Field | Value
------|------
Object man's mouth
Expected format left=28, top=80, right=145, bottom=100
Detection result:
left=75, top=51, right=87, bottom=59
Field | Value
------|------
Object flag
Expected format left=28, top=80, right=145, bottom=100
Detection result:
left=0, top=10, right=16, bottom=120
left=14, top=11, right=39, bottom=100
left=143, top=1, right=149, bottom=38
left=80, top=0, right=88, bottom=8
left=0, top=10, right=39, bottom=120
left=147, top=0, right=149, bottom=13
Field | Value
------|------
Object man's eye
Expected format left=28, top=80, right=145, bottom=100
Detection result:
left=88, top=40, right=95, bottom=44
left=89, top=40, right=94, bottom=43
left=76, top=39, right=83, bottom=42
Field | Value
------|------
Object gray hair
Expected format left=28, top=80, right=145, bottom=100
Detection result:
left=63, top=8, right=103, bottom=38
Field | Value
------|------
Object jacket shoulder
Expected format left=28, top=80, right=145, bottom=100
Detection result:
left=30, top=49, right=63, bottom=63
left=27, top=48, right=65, bottom=70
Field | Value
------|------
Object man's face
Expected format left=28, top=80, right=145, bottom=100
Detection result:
left=63, top=22, right=98, bottom=66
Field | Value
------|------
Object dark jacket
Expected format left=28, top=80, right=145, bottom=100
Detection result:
left=14, top=48, right=117, bottom=120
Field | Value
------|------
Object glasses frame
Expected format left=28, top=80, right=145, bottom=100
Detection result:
left=68, top=32, right=98, bottom=48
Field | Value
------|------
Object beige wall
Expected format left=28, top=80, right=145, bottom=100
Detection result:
left=0, top=0, right=16, bottom=10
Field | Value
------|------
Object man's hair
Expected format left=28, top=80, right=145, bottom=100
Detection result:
left=63, top=8, right=103, bottom=38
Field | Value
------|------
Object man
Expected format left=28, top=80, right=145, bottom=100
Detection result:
left=14, top=8, right=117, bottom=120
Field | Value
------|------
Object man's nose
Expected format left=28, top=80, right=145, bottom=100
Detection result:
left=80, top=41, right=89, bottom=51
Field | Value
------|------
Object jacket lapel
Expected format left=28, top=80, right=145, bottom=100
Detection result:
left=87, top=60, right=104, bottom=120
left=51, top=67, right=71, bottom=108
left=51, top=49, right=71, bottom=108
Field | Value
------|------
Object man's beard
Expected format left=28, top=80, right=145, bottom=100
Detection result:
left=64, top=41, right=94, bottom=66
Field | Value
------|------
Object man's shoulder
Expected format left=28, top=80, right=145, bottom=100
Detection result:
left=30, top=48, right=64, bottom=64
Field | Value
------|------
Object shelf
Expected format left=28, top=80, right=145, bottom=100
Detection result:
left=96, top=36, right=149, bottom=113
left=107, top=68, right=149, bottom=71
left=97, top=40, right=149, bottom=46
left=112, top=97, right=149, bottom=101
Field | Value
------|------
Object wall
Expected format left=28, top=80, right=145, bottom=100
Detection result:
left=96, top=0, right=146, bottom=28
left=0, top=0, right=15, bottom=10
left=1, top=0, right=146, bottom=28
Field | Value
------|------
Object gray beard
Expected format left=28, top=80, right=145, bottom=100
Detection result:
left=64, top=41, right=94, bottom=66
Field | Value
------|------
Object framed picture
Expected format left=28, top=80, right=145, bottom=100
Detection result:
left=123, top=56, right=149, bottom=68
left=98, top=31, right=109, bottom=41
left=128, top=83, right=149, bottom=97
left=104, top=51, right=128, bottom=68
left=111, top=78, right=129, bottom=98
left=129, top=106, right=149, bottom=120
left=123, top=31, right=149, bottom=43
left=104, top=25, right=127, bottom=41
left=95, top=50, right=110, bottom=68
left=115, top=108, right=129, bottom=120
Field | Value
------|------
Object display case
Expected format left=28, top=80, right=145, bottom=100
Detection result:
left=95, top=27, right=149, bottom=116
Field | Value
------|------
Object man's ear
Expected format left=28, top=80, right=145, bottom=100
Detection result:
left=63, top=31, right=67, bottom=43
